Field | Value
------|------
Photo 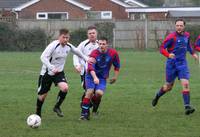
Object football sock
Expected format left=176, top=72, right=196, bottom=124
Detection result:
left=36, top=98, right=44, bottom=116
left=92, top=95, right=101, bottom=112
left=182, top=90, right=190, bottom=107
left=156, top=87, right=166, bottom=99
left=55, top=91, right=67, bottom=108
left=81, top=98, right=90, bottom=116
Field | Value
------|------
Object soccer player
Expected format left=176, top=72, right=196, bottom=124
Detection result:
left=194, top=35, right=200, bottom=51
left=73, top=26, right=99, bottom=101
left=152, top=19, right=198, bottom=115
left=36, top=28, right=91, bottom=117
left=79, top=37, right=120, bottom=120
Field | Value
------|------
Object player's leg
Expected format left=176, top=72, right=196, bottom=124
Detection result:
left=91, top=78, right=106, bottom=114
left=80, top=74, right=95, bottom=120
left=179, top=67, right=195, bottom=115
left=36, top=74, right=52, bottom=117
left=92, top=90, right=104, bottom=114
left=152, top=82, right=174, bottom=106
left=80, top=89, right=94, bottom=120
left=53, top=72, right=68, bottom=117
left=152, top=64, right=176, bottom=106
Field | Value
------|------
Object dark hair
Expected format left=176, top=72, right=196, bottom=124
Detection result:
left=87, top=25, right=97, bottom=31
left=99, top=36, right=108, bottom=42
left=59, top=28, right=69, bottom=35
left=175, top=18, right=186, bottom=25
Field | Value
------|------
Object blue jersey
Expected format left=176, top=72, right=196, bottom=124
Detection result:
left=160, top=32, right=194, bottom=82
left=87, top=48, right=120, bottom=79
left=160, top=31, right=194, bottom=61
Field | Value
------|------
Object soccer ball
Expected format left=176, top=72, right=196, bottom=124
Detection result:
left=26, top=114, right=41, bottom=128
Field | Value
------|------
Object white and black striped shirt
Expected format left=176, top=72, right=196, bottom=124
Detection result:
left=40, top=40, right=88, bottom=76
left=73, top=39, right=99, bottom=75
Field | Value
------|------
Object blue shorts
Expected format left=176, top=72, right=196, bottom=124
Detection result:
left=85, top=74, right=107, bottom=91
left=166, top=60, right=190, bottom=83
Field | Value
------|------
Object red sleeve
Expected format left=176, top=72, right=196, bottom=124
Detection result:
left=87, top=50, right=98, bottom=72
left=160, top=33, right=175, bottom=58
left=194, top=35, right=200, bottom=52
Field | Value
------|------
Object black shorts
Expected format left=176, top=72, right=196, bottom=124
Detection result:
left=37, top=71, right=67, bottom=95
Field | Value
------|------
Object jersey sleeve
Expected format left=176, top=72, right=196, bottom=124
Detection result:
left=87, top=50, right=98, bottom=72
left=160, top=34, right=174, bottom=58
left=40, top=42, right=56, bottom=70
left=186, top=34, right=194, bottom=55
left=112, top=50, right=120, bottom=71
left=194, top=35, right=200, bottom=52
left=69, top=43, right=88, bottom=61
left=73, top=42, right=84, bottom=67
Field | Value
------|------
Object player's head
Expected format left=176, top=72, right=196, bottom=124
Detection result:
left=175, top=18, right=185, bottom=34
left=87, top=25, right=97, bottom=43
left=59, top=28, right=70, bottom=46
left=98, top=37, right=108, bottom=53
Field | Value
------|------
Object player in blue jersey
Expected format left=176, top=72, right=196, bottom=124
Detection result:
left=194, top=35, right=200, bottom=51
left=79, top=37, right=120, bottom=120
left=152, top=19, right=198, bottom=115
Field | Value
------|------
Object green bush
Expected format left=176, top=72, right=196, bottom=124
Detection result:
left=95, top=22, right=115, bottom=45
left=0, top=22, right=47, bottom=51
left=15, top=28, right=47, bottom=51
left=186, top=25, right=200, bottom=45
left=0, top=22, right=15, bottom=50
left=70, top=28, right=87, bottom=46
left=70, top=22, right=115, bottom=47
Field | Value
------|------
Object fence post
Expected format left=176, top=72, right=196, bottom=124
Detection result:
left=145, top=17, right=148, bottom=49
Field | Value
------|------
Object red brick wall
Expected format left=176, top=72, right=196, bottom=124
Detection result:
left=147, top=12, right=167, bottom=20
left=18, top=0, right=86, bottom=19
left=79, top=0, right=128, bottom=19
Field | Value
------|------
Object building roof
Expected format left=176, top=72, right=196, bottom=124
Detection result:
left=126, top=7, right=200, bottom=13
left=14, top=0, right=91, bottom=11
left=0, top=0, right=30, bottom=9
left=167, top=10, right=200, bottom=17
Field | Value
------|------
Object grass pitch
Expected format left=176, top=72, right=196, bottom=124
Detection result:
left=0, top=51, right=200, bottom=137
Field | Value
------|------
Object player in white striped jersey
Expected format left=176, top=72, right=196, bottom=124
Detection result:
left=36, top=28, right=91, bottom=117
left=73, top=26, right=99, bottom=104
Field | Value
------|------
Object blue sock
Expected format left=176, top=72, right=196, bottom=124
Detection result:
left=156, top=87, right=166, bottom=98
left=81, top=98, right=90, bottom=116
left=182, top=90, right=190, bottom=107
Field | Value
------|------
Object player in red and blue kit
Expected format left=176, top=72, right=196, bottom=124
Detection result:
left=79, top=37, right=120, bottom=120
left=152, top=19, right=198, bottom=115
left=194, top=35, right=200, bottom=51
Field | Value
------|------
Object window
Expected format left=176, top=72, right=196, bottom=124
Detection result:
left=101, top=11, right=112, bottom=19
left=87, top=11, right=112, bottom=19
left=36, top=12, right=68, bottom=20
left=36, top=13, right=47, bottom=19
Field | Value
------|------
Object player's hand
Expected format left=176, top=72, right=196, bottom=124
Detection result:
left=93, top=77, right=99, bottom=85
left=75, top=65, right=82, bottom=73
left=169, top=53, right=175, bottom=59
left=52, top=68, right=59, bottom=74
left=192, top=53, right=199, bottom=61
left=87, top=57, right=96, bottom=64
left=109, top=78, right=117, bottom=84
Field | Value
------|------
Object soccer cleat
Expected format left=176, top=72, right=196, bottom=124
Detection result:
left=152, top=96, right=159, bottom=107
left=185, top=106, right=195, bottom=115
left=79, top=115, right=89, bottom=121
left=53, top=107, right=64, bottom=117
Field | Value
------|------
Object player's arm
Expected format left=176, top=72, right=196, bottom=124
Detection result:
left=70, top=44, right=89, bottom=61
left=194, top=36, right=200, bottom=52
left=110, top=51, right=120, bottom=84
left=40, top=43, right=56, bottom=72
left=160, top=35, right=175, bottom=58
left=73, top=42, right=84, bottom=73
left=186, top=35, right=198, bottom=60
